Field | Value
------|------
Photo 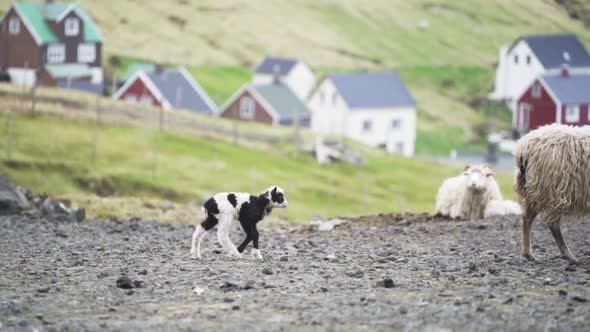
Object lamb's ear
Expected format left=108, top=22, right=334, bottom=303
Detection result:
left=271, top=187, right=277, bottom=196
left=464, top=164, right=471, bottom=171
left=486, top=171, right=496, bottom=177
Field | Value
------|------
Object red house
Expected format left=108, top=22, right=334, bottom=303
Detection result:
left=113, top=67, right=216, bottom=115
left=516, top=68, right=590, bottom=133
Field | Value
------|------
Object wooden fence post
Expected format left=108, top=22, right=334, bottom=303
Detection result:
left=91, top=94, right=100, bottom=167
left=5, top=111, right=13, bottom=160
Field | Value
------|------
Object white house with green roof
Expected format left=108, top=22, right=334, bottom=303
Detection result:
left=0, top=1, right=103, bottom=90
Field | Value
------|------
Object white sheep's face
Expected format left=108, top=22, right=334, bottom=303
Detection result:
left=464, top=165, right=495, bottom=193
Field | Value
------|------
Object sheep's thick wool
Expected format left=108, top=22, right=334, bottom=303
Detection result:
left=515, top=124, right=590, bottom=263
left=435, top=165, right=502, bottom=220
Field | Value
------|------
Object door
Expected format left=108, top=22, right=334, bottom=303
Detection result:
left=518, top=103, right=530, bottom=133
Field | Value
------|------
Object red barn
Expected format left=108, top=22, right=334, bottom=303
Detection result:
left=113, top=67, right=216, bottom=115
left=516, top=68, right=590, bottom=133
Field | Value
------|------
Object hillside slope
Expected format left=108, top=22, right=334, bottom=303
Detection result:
left=0, top=0, right=585, bottom=68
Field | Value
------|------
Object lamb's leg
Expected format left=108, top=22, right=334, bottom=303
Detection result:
left=521, top=206, right=537, bottom=262
left=546, top=214, right=578, bottom=263
left=237, top=218, right=253, bottom=253
left=217, top=216, right=242, bottom=258
left=191, top=215, right=218, bottom=259
left=190, top=225, right=206, bottom=259
left=251, top=226, right=263, bottom=260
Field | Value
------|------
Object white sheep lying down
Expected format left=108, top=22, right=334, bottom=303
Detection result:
left=484, top=199, right=521, bottom=218
left=435, top=164, right=502, bottom=220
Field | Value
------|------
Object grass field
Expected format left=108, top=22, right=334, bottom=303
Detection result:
left=0, top=111, right=515, bottom=223
left=1, top=0, right=582, bottom=68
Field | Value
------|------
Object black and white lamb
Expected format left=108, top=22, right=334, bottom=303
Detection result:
left=190, top=186, right=288, bottom=260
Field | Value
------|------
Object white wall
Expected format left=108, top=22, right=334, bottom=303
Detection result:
left=252, top=61, right=315, bottom=100
left=90, top=67, right=103, bottom=84
left=7, top=67, right=37, bottom=87
left=492, top=41, right=545, bottom=108
left=310, top=78, right=416, bottom=157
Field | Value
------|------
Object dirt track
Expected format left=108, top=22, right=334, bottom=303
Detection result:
left=0, top=213, right=589, bottom=331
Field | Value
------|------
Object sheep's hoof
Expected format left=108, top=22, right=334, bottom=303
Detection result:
left=522, top=252, right=537, bottom=262
left=191, top=253, right=201, bottom=259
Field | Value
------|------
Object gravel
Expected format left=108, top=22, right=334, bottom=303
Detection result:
left=0, top=213, right=589, bottom=331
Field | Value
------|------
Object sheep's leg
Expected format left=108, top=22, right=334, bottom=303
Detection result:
left=251, top=226, right=263, bottom=261
left=190, top=225, right=206, bottom=259
left=217, top=216, right=242, bottom=258
left=521, top=207, right=537, bottom=262
left=546, top=214, right=578, bottom=263
left=191, top=215, right=218, bottom=259
left=237, top=220, right=253, bottom=253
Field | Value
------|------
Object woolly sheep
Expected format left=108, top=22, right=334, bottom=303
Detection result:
left=435, top=164, right=502, bottom=220
left=483, top=199, right=521, bottom=218
left=515, top=124, right=590, bottom=263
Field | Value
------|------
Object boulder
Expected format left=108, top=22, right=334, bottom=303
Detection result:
left=0, top=176, right=29, bottom=215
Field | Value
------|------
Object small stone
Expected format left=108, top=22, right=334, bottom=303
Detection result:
left=565, top=265, right=577, bottom=272
left=37, top=287, right=50, bottom=293
left=144, top=303, right=159, bottom=314
left=376, top=278, right=395, bottom=288
left=262, top=268, right=273, bottom=275
left=447, top=275, right=456, bottom=281
left=133, top=280, right=145, bottom=288
left=279, top=256, right=288, bottom=262
left=468, top=262, right=478, bottom=272
left=223, top=298, right=235, bottom=303
left=399, top=307, right=408, bottom=314
left=232, top=305, right=241, bottom=310
left=503, top=297, right=514, bottom=304
left=72, top=208, right=86, bottom=222
left=558, top=290, right=568, bottom=297
left=431, top=270, right=441, bottom=278
left=320, top=287, right=328, bottom=292
left=126, top=290, right=134, bottom=296
left=346, top=270, right=364, bottom=278
left=572, top=296, right=587, bottom=303
left=138, top=269, right=148, bottom=275
left=326, top=254, right=337, bottom=260
left=116, top=276, right=134, bottom=289
left=193, top=287, right=205, bottom=295
left=476, top=305, right=485, bottom=312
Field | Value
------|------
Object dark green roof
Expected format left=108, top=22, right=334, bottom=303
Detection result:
left=12, top=2, right=102, bottom=44
left=252, top=83, right=311, bottom=119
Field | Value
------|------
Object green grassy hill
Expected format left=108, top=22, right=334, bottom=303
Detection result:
left=0, top=87, right=515, bottom=223
left=1, top=0, right=586, bottom=155
left=1, top=0, right=582, bottom=68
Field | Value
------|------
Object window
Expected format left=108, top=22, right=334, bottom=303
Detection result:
left=565, top=105, right=579, bottom=123
left=362, top=119, right=372, bottom=132
left=77, top=43, right=95, bottom=63
left=65, top=18, right=79, bottom=36
left=514, top=55, right=519, bottom=64
left=395, top=142, right=404, bottom=154
left=140, top=95, right=152, bottom=105
left=526, top=55, right=531, bottom=65
left=391, top=119, right=402, bottom=130
left=239, top=97, right=255, bottom=119
left=47, top=44, right=65, bottom=63
left=8, top=17, right=20, bottom=35
left=532, top=82, right=541, bottom=98
left=125, top=94, right=137, bottom=103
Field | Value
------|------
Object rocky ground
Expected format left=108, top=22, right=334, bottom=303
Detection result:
left=0, top=213, right=589, bottom=331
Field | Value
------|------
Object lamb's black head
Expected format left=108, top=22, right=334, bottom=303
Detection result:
left=262, top=186, right=288, bottom=208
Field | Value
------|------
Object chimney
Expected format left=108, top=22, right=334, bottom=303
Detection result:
left=561, top=63, right=570, bottom=77
left=155, top=63, right=164, bottom=74
left=272, top=64, right=281, bottom=84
